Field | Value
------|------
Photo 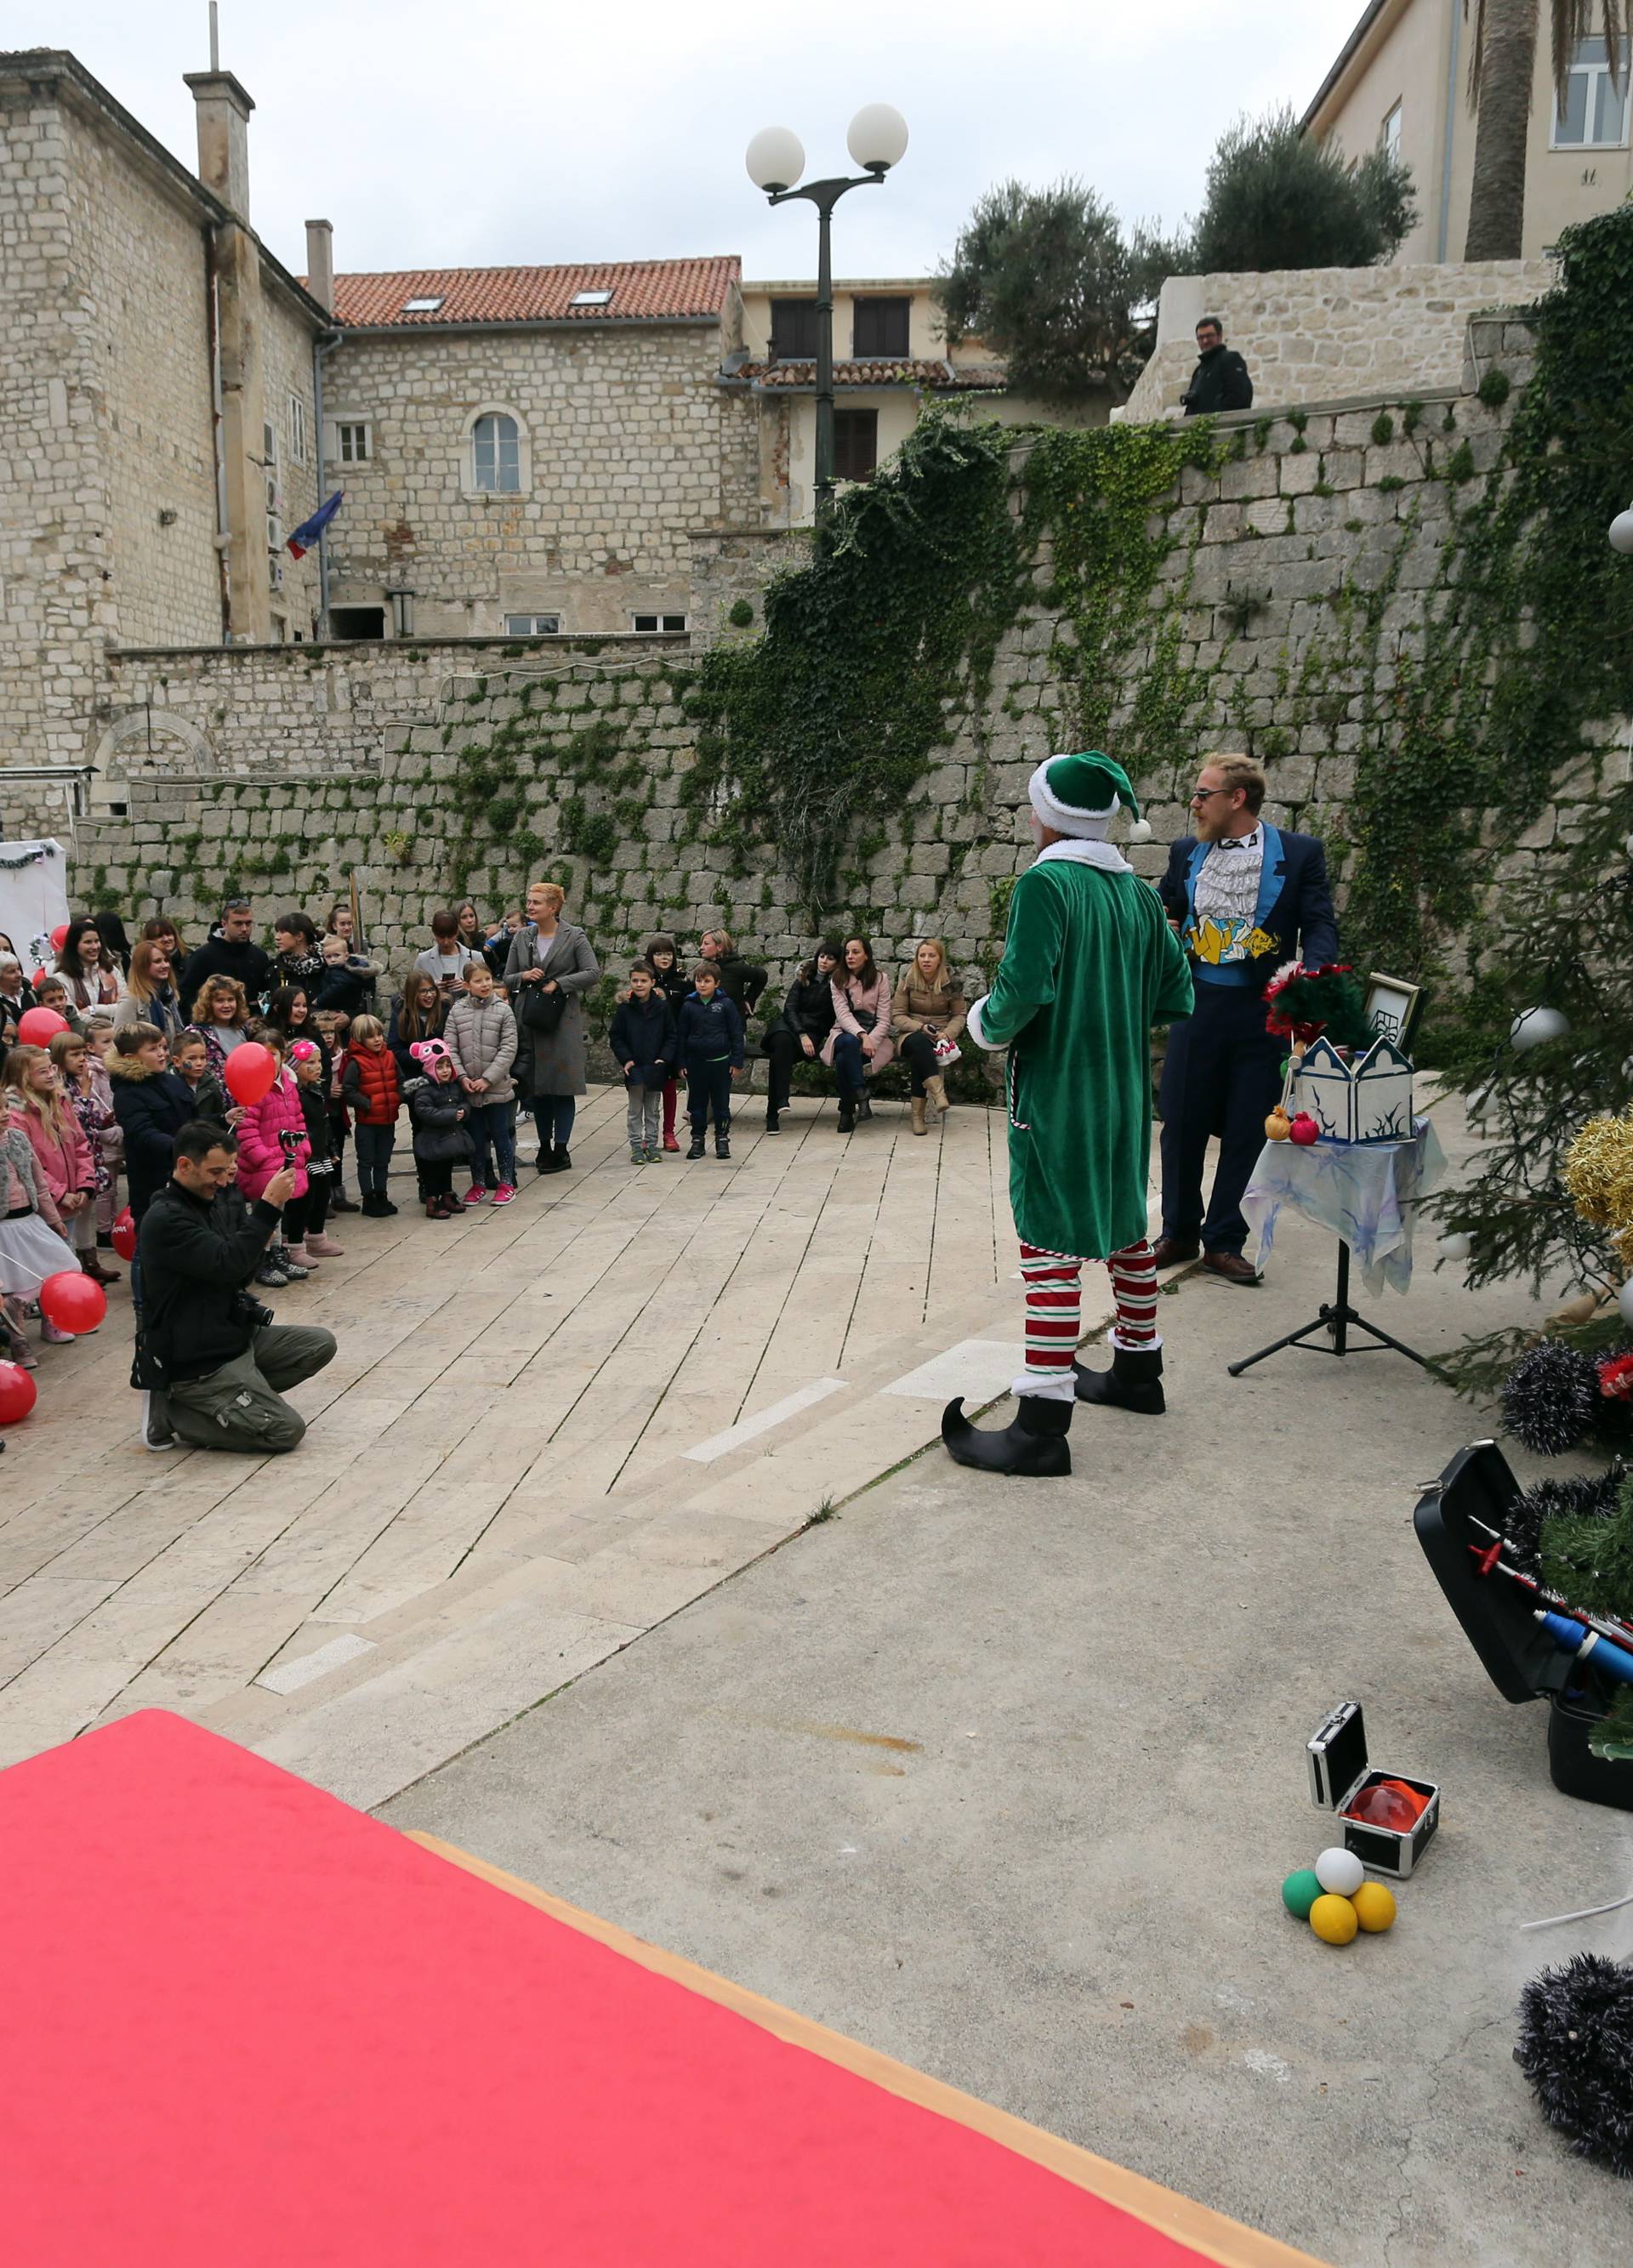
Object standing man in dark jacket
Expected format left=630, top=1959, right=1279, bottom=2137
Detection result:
left=135, top=1121, right=335, bottom=1452
left=1181, top=317, right=1254, bottom=417
left=177, top=898, right=271, bottom=1015
left=1155, top=754, right=1338, bottom=1283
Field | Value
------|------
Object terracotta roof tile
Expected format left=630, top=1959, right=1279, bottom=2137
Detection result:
left=738, top=357, right=1008, bottom=392
left=319, top=256, right=740, bottom=328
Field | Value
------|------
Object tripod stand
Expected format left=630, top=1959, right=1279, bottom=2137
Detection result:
left=1227, top=1240, right=1439, bottom=1377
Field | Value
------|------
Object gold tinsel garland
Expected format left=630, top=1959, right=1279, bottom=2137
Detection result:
left=1563, top=1112, right=1633, bottom=1266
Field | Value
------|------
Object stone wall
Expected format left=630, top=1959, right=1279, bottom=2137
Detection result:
left=1118, top=258, right=1555, bottom=423
left=65, top=337, right=1622, bottom=1021
left=686, top=528, right=810, bottom=649
left=320, top=322, right=749, bottom=638
left=0, top=84, right=113, bottom=771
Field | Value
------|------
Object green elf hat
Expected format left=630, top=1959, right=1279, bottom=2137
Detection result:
left=1027, top=750, right=1152, bottom=844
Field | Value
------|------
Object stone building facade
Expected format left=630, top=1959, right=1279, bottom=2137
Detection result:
left=0, top=48, right=325, bottom=810
left=311, top=257, right=748, bottom=639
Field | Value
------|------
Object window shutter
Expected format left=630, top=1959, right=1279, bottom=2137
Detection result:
left=770, top=298, right=819, bottom=359
left=833, top=409, right=878, bottom=482
left=852, top=298, right=910, bottom=358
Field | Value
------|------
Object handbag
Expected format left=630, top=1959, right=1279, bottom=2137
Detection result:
left=519, top=982, right=568, bottom=1037
left=932, top=1034, right=962, bottom=1066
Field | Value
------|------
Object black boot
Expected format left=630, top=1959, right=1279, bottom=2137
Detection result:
left=715, top=1131, right=731, bottom=1160
left=765, top=1107, right=781, bottom=1134
left=535, top=1142, right=555, bottom=1174
left=1073, top=1342, right=1165, bottom=1415
left=555, top=1146, right=572, bottom=1173
left=836, top=1089, right=855, bottom=1134
left=687, top=1132, right=706, bottom=1159
left=330, top=1187, right=359, bottom=1213
left=941, top=1393, right=1073, bottom=1476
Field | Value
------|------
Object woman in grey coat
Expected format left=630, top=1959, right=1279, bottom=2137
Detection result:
left=504, top=879, right=601, bottom=1174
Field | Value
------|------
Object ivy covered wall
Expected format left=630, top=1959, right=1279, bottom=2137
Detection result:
left=73, top=210, right=1633, bottom=1042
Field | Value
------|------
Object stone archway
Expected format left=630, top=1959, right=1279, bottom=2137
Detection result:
left=89, top=708, right=217, bottom=813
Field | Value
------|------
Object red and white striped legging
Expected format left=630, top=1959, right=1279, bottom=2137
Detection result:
left=1016, top=1239, right=1159, bottom=1401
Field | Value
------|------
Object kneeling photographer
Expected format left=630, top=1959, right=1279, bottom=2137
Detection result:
left=135, top=1120, right=336, bottom=1453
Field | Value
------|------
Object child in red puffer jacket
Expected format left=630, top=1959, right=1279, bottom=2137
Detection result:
left=234, top=1028, right=316, bottom=1276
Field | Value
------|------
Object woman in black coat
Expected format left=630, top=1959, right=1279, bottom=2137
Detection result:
left=762, top=943, right=840, bottom=1134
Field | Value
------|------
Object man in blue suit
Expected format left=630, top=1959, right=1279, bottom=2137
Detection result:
left=1155, top=754, right=1338, bottom=1283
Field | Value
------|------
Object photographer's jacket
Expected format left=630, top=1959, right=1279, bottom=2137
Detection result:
left=137, top=1179, right=283, bottom=1384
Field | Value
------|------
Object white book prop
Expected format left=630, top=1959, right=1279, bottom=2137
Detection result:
left=1292, top=1035, right=1415, bottom=1145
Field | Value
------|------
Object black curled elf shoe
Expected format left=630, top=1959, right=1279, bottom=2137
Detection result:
left=940, top=1394, right=1072, bottom=1477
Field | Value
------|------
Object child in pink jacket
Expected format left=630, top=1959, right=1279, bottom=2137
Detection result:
left=8, top=1041, right=97, bottom=1270
left=234, top=1034, right=316, bottom=1274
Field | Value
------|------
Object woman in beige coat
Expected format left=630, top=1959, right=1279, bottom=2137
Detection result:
left=890, top=937, right=967, bottom=1134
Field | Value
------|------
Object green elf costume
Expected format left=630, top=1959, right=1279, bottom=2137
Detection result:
left=942, top=751, right=1194, bottom=1478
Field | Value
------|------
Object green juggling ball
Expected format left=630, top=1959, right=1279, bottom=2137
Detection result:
left=1281, top=1868, right=1323, bottom=1920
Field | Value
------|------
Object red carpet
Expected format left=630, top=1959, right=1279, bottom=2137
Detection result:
left=0, top=1711, right=1281, bottom=2265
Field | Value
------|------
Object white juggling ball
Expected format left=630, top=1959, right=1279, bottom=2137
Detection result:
left=1314, top=1845, right=1366, bottom=1898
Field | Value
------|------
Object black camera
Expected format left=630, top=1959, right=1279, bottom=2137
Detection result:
left=231, top=1290, right=276, bottom=1332
left=277, top=1129, right=301, bottom=1160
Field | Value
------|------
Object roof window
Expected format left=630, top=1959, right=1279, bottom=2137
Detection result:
left=402, top=295, right=444, bottom=313
left=571, top=289, right=614, bottom=307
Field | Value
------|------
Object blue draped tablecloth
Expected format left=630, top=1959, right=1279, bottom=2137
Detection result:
left=1241, top=1117, right=1447, bottom=1295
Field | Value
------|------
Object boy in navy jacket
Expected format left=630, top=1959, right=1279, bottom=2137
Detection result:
left=608, top=963, right=675, bottom=1165
left=674, top=965, right=744, bottom=1161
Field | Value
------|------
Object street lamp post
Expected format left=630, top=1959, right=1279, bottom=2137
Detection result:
left=746, top=105, right=909, bottom=525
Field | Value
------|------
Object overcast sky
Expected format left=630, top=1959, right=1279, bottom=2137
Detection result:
left=14, top=0, right=1368, bottom=281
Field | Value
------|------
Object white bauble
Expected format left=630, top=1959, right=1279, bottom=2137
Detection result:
left=1315, top=1846, right=1366, bottom=1898
left=1620, top=1279, right=1633, bottom=1330
left=1466, top=1086, right=1489, bottom=1122
left=1510, top=1006, right=1570, bottom=1052
left=1611, top=509, right=1633, bottom=554
left=1441, top=1232, right=1473, bottom=1260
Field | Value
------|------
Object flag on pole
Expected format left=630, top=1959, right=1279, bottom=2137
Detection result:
left=287, top=491, right=343, bottom=560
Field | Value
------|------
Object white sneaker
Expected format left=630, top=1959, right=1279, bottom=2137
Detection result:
left=140, top=1391, right=176, bottom=1452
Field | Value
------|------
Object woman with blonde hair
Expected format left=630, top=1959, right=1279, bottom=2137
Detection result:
left=891, top=937, right=968, bottom=1135
left=189, top=973, right=253, bottom=1079
left=504, top=878, right=600, bottom=1174
left=113, top=936, right=185, bottom=1038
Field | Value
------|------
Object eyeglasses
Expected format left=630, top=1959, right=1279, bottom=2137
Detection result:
left=1190, top=786, right=1232, bottom=803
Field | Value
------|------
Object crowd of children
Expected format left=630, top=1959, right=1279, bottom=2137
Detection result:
left=0, top=899, right=964, bottom=1383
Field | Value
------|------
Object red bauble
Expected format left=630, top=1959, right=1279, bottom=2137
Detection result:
left=1288, top=1112, right=1321, bottom=1146
left=37, top=1270, right=106, bottom=1336
left=16, top=1007, right=67, bottom=1047
left=49, top=924, right=69, bottom=951
left=224, top=1042, right=276, bottom=1107
left=0, top=1361, right=37, bottom=1424
left=111, top=1207, right=138, bottom=1263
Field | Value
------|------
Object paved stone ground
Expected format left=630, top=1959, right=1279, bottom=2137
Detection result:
left=0, top=1087, right=1055, bottom=1785
left=382, top=1097, right=1633, bottom=2267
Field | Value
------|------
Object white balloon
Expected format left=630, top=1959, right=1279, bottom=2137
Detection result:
left=1315, top=1846, right=1366, bottom=1897
left=1620, top=1278, right=1633, bottom=1329
left=1128, top=817, right=1152, bottom=844
left=1441, top=1232, right=1473, bottom=1260
left=1510, top=1006, right=1569, bottom=1052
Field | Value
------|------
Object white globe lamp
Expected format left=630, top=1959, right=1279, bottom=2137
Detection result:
left=846, top=103, right=909, bottom=174
left=1610, top=508, right=1633, bottom=554
left=745, top=127, right=805, bottom=195
left=1510, top=1005, right=1570, bottom=1052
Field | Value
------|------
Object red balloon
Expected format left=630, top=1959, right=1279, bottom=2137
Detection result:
left=49, top=924, right=69, bottom=951
left=0, top=1360, right=37, bottom=1424
left=111, top=1206, right=137, bottom=1262
left=31, top=967, right=48, bottom=988
left=37, top=1270, right=106, bottom=1336
left=224, top=1042, right=276, bottom=1107
left=16, top=1007, right=67, bottom=1047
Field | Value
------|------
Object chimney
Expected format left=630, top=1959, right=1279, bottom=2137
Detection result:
left=184, top=67, right=254, bottom=220
left=304, top=219, right=334, bottom=315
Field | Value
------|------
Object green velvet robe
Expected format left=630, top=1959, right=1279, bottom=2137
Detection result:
left=973, top=849, right=1194, bottom=1259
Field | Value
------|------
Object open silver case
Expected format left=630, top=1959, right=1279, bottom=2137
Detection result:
left=1307, top=1700, right=1439, bottom=1879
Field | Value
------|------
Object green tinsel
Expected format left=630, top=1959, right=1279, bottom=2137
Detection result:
left=1540, top=1475, right=1633, bottom=1617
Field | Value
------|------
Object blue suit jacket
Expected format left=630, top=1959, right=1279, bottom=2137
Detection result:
left=1157, top=825, right=1339, bottom=986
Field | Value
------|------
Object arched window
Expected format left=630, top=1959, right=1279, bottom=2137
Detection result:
left=471, top=412, right=521, bottom=493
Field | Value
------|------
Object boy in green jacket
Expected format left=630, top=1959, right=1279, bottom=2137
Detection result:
left=942, top=752, right=1193, bottom=1478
